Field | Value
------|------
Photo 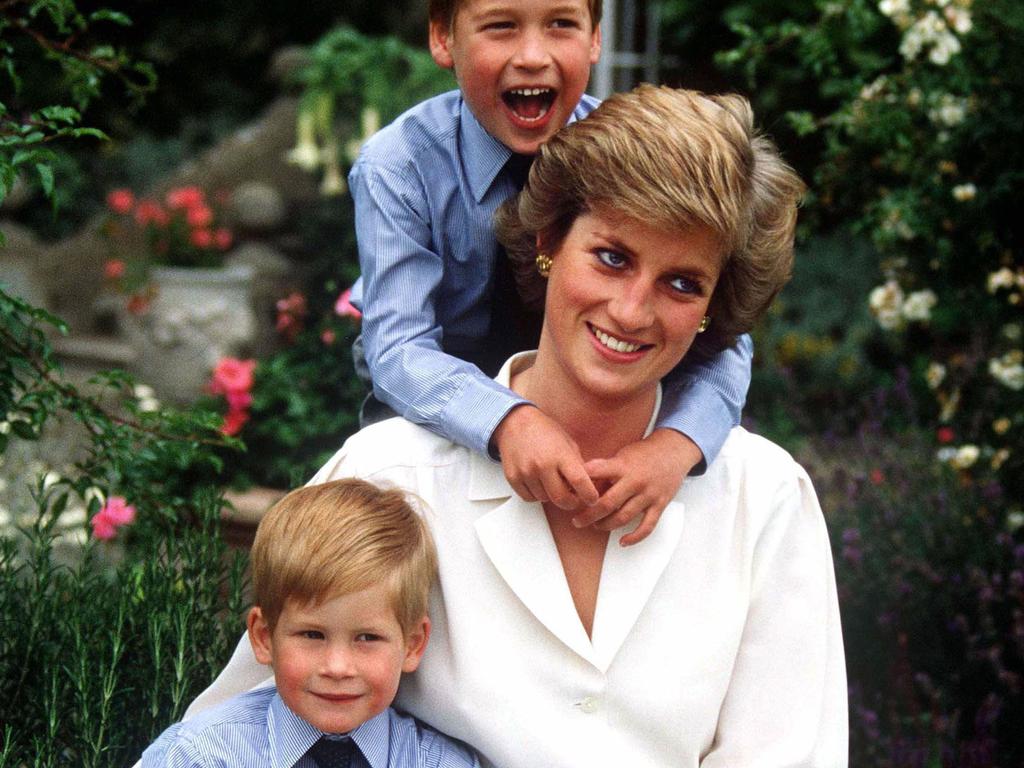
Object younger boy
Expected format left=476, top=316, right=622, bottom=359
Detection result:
left=350, top=0, right=752, bottom=545
left=141, top=479, right=478, bottom=768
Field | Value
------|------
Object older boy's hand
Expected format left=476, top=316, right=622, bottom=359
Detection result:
left=492, top=405, right=599, bottom=510
left=578, top=429, right=702, bottom=547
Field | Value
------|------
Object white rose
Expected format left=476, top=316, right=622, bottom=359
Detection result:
left=925, top=362, right=947, bottom=389
left=869, top=281, right=906, bottom=330
left=988, top=268, right=1015, bottom=293
left=952, top=183, right=976, bottom=201
left=902, top=289, right=938, bottom=321
left=950, top=444, right=980, bottom=469
left=989, top=351, right=1024, bottom=390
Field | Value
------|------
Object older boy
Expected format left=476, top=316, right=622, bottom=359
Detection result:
left=141, top=479, right=478, bottom=768
left=350, top=0, right=753, bottom=545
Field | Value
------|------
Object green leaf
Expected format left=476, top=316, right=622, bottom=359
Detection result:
left=88, top=10, right=132, bottom=26
left=38, top=106, right=80, bottom=124
left=51, top=492, right=68, bottom=518
left=35, top=164, right=53, bottom=197
left=11, top=420, right=36, bottom=440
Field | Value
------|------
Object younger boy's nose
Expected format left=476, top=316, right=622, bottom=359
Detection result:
left=321, top=645, right=356, bottom=677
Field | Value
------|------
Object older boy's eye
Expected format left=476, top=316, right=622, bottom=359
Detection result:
left=596, top=249, right=628, bottom=269
left=355, top=632, right=383, bottom=642
left=551, top=17, right=582, bottom=29
left=300, top=630, right=325, bottom=640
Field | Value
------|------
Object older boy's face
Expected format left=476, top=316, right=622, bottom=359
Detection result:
left=430, top=0, right=601, bottom=155
left=248, top=585, right=429, bottom=734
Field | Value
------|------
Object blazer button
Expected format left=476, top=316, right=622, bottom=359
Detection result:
left=576, top=696, right=599, bottom=714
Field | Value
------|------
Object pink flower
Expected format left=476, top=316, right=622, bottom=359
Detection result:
left=210, top=357, right=256, bottom=395
left=214, top=227, right=233, bottom=250
left=166, top=186, right=205, bottom=210
left=90, top=496, right=136, bottom=540
left=134, top=199, right=169, bottom=227
left=190, top=228, right=213, bottom=248
left=221, top=408, right=250, bottom=436
left=127, top=293, right=151, bottom=315
left=104, top=259, right=126, bottom=280
left=225, top=389, right=253, bottom=411
left=186, top=204, right=214, bottom=228
left=869, top=468, right=885, bottom=486
left=334, top=287, right=362, bottom=320
left=106, top=188, right=135, bottom=215
left=321, top=328, right=337, bottom=345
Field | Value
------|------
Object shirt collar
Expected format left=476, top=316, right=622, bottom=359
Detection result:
left=267, top=693, right=392, bottom=768
left=459, top=99, right=513, bottom=204
left=458, top=95, right=594, bottom=204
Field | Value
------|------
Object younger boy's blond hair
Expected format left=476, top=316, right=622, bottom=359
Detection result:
left=249, top=478, right=437, bottom=636
left=428, top=0, right=603, bottom=28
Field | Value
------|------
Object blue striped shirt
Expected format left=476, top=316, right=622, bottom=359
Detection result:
left=141, top=685, right=479, bottom=768
left=349, top=90, right=751, bottom=467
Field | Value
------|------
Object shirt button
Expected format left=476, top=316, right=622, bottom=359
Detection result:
left=576, top=696, right=599, bottom=714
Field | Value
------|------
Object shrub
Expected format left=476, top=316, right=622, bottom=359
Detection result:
left=719, top=0, right=1023, bottom=506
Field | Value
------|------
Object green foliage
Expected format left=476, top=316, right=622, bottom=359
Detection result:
left=1, top=285, right=248, bottom=765
left=285, top=26, right=454, bottom=194
left=719, top=0, right=1023, bottom=502
left=0, top=0, right=155, bottom=232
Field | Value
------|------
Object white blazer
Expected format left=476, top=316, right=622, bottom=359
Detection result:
left=183, top=355, right=848, bottom=768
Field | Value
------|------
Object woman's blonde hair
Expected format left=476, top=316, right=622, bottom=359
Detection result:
left=249, top=478, right=437, bottom=636
left=494, top=84, right=805, bottom=352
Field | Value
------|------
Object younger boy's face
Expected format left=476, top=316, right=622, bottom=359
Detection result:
left=248, top=584, right=429, bottom=734
left=430, top=0, right=601, bottom=156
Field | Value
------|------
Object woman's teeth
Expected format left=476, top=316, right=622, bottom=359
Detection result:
left=593, top=327, right=643, bottom=353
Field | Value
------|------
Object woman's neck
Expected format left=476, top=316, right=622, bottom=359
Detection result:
left=511, top=352, right=657, bottom=461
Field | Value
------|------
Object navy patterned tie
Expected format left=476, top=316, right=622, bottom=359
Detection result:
left=307, top=736, right=355, bottom=768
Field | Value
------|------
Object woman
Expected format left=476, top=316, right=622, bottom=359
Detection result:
left=188, top=85, right=847, bottom=766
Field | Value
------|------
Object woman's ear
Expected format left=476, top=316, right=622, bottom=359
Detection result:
left=247, top=606, right=274, bottom=666
left=428, top=19, right=455, bottom=70
left=401, top=616, right=432, bottom=673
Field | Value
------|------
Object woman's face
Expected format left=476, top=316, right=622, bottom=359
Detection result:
left=538, top=207, right=722, bottom=406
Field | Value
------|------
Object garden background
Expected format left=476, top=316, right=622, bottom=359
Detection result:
left=1, top=0, right=1021, bottom=765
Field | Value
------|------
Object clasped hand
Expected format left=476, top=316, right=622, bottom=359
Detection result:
left=491, top=406, right=702, bottom=546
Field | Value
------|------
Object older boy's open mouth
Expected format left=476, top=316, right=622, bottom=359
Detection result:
left=503, top=88, right=556, bottom=122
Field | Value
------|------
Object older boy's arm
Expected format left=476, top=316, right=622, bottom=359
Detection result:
left=352, top=161, right=527, bottom=455
left=575, top=336, right=752, bottom=544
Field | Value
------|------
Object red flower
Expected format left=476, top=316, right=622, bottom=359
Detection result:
left=221, top=408, right=250, bottom=436
left=210, top=357, right=256, bottom=395
left=104, top=259, right=126, bottom=280
left=869, top=468, right=885, bottom=486
left=334, top=287, right=362, bottom=320
left=166, top=186, right=205, bottom=210
left=134, top=199, right=169, bottom=227
left=90, top=496, right=136, bottom=540
left=190, top=228, right=214, bottom=248
left=214, top=227, right=233, bottom=250
left=937, top=426, right=955, bottom=444
left=321, top=328, right=337, bottom=345
left=225, top=389, right=253, bottom=412
left=106, top=188, right=135, bottom=215
left=127, top=293, right=151, bottom=315
left=186, top=204, right=214, bottom=228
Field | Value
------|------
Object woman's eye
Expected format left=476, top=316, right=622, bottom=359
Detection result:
left=667, top=276, right=701, bottom=295
left=596, top=249, right=628, bottom=269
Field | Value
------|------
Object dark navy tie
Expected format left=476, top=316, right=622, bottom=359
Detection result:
left=307, top=736, right=355, bottom=768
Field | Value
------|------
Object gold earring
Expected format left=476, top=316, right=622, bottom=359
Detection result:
left=535, top=252, right=552, bottom=278
left=697, top=316, right=710, bottom=333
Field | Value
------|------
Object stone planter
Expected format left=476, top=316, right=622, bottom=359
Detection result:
left=118, top=264, right=256, bottom=403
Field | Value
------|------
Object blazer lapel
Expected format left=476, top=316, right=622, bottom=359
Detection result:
left=589, top=499, right=687, bottom=672
left=470, top=453, right=596, bottom=665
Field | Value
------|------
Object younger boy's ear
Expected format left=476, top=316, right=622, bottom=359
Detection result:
left=401, top=616, right=432, bottom=673
left=589, top=23, right=602, bottom=65
left=428, top=19, right=455, bottom=70
left=247, top=607, right=274, bottom=666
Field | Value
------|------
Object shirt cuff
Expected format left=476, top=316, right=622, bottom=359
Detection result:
left=654, top=379, right=736, bottom=475
left=440, top=376, right=530, bottom=458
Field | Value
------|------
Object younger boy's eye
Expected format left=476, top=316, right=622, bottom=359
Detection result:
left=551, top=17, right=581, bottom=29
left=300, top=630, right=325, bottom=640
left=596, top=249, right=628, bottom=269
left=355, top=632, right=383, bottom=642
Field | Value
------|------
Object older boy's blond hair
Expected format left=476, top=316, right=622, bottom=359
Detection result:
left=495, top=84, right=805, bottom=352
left=249, top=478, right=437, bottom=636
left=429, top=0, right=603, bottom=28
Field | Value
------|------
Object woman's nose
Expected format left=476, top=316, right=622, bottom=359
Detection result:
left=607, top=280, right=655, bottom=331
